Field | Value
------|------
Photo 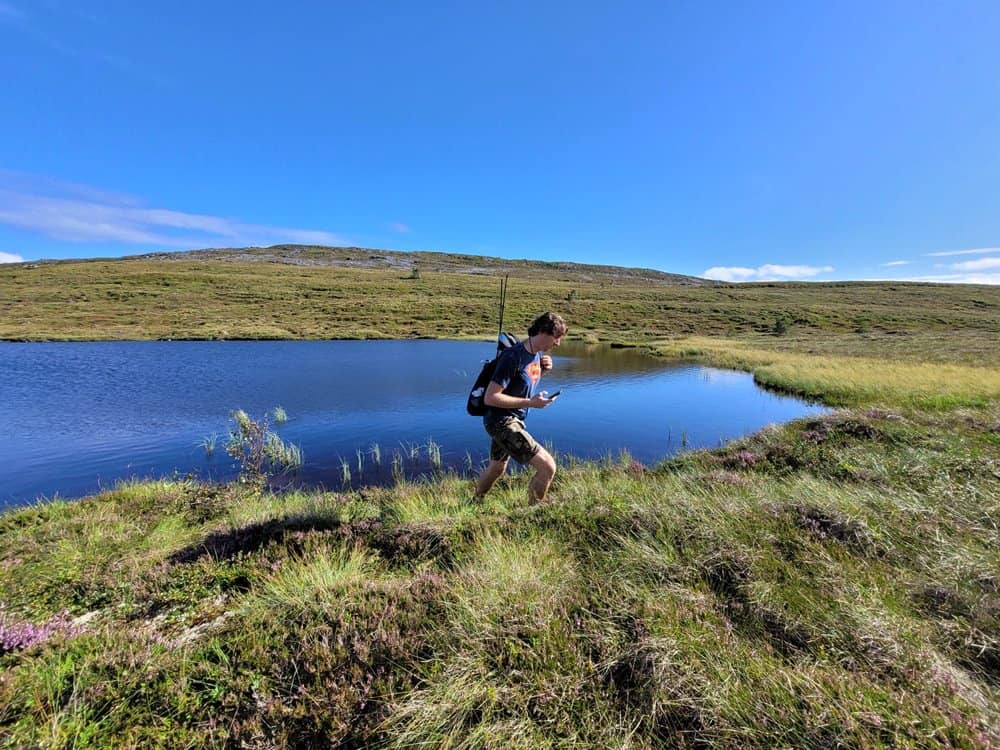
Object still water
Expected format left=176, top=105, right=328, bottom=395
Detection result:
left=0, top=340, right=827, bottom=508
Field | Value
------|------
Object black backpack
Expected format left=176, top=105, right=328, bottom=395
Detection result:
left=466, top=332, right=519, bottom=416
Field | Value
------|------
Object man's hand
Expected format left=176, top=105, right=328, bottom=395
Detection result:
left=529, top=392, right=557, bottom=409
left=540, top=354, right=553, bottom=372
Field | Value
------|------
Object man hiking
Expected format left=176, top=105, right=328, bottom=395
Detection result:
left=473, top=311, right=567, bottom=503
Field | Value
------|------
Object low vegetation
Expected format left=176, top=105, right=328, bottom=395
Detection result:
left=226, top=409, right=303, bottom=490
left=0, top=246, right=998, bottom=747
left=1, top=401, right=997, bottom=748
left=1, top=246, right=998, bottom=370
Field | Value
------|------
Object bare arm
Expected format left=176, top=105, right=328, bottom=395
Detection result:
left=484, top=380, right=556, bottom=410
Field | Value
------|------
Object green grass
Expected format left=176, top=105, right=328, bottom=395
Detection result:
left=653, top=337, right=1000, bottom=408
left=1, top=246, right=998, bottom=370
left=1, top=245, right=998, bottom=746
left=1, top=402, right=997, bottom=748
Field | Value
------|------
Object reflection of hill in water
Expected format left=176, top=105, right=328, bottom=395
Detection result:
left=555, top=342, right=689, bottom=377
left=1, top=339, right=826, bottom=506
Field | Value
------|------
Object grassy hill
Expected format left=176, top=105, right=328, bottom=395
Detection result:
left=1, top=245, right=998, bottom=747
left=1, top=245, right=998, bottom=370
left=135, top=244, right=717, bottom=285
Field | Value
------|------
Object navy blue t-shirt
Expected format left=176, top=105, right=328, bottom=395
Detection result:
left=483, top=342, right=542, bottom=424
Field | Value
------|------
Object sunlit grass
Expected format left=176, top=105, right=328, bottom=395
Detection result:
left=254, top=547, right=381, bottom=614
left=386, top=532, right=586, bottom=747
left=390, top=478, right=477, bottom=524
left=141, top=515, right=199, bottom=557
left=654, top=337, right=1000, bottom=407
left=449, top=530, right=579, bottom=630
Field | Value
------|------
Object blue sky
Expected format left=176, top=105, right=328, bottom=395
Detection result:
left=2, top=1, right=999, bottom=283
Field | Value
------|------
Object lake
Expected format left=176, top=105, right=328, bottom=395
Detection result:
left=0, top=340, right=828, bottom=508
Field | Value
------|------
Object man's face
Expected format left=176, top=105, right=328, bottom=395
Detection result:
left=538, top=332, right=564, bottom=351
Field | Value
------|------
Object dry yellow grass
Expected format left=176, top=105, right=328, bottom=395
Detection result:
left=654, top=336, right=1000, bottom=407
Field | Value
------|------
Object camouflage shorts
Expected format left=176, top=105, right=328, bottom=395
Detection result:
left=485, top=417, right=541, bottom=465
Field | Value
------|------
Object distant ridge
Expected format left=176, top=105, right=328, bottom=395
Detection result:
left=128, top=244, right=719, bottom=286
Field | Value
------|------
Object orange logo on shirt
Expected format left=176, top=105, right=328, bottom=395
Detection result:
left=527, top=362, right=541, bottom=385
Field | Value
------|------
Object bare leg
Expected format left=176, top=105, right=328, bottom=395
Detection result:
left=474, top=458, right=508, bottom=498
left=528, top=447, right=557, bottom=503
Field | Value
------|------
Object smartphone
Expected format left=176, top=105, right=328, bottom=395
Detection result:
left=549, top=390, right=561, bottom=398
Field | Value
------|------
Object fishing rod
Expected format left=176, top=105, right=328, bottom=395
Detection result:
left=496, top=274, right=509, bottom=356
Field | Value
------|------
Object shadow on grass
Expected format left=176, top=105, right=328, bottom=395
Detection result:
left=168, top=513, right=455, bottom=570
left=702, top=552, right=813, bottom=657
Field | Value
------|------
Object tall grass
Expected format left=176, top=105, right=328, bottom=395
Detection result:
left=402, top=441, right=421, bottom=463
left=426, top=438, right=442, bottom=473
left=391, top=451, right=404, bottom=484
left=0, top=403, right=997, bottom=746
left=265, top=433, right=302, bottom=470
left=254, top=547, right=379, bottom=614
left=200, top=433, right=218, bottom=456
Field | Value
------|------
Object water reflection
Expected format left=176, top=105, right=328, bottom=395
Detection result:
left=0, top=340, right=827, bottom=507
left=554, top=341, right=688, bottom=376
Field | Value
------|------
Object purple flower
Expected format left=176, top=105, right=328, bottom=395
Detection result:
left=0, top=608, right=82, bottom=653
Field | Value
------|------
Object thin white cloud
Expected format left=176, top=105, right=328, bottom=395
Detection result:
left=758, top=264, right=834, bottom=278
left=0, top=169, right=140, bottom=205
left=948, top=256, right=1000, bottom=272
left=701, top=266, right=757, bottom=282
left=0, top=4, right=168, bottom=85
left=896, top=272, right=1000, bottom=285
left=0, top=171, right=345, bottom=252
left=924, top=247, right=1000, bottom=258
left=389, top=222, right=412, bottom=234
left=881, top=260, right=910, bottom=267
left=0, top=251, right=25, bottom=263
left=702, top=264, right=834, bottom=282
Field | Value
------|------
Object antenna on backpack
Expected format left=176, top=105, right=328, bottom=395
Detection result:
left=496, top=275, right=509, bottom=356
left=466, top=274, right=513, bottom=417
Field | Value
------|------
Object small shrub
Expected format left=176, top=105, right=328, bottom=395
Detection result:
left=226, top=409, right=303, bottom=489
